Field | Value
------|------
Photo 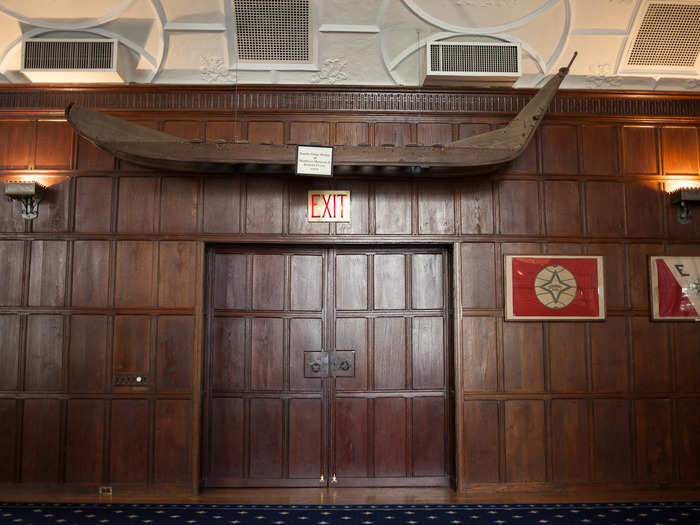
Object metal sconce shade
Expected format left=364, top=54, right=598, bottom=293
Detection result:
left=4, top=181, right=46, bottom=220
left=669, top=187, right=700, bottom=224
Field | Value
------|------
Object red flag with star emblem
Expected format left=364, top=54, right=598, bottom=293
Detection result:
left=505, top=256, right=605, bottom=320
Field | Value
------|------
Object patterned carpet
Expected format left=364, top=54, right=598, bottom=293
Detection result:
left=1, top=502, right=699, bottom=525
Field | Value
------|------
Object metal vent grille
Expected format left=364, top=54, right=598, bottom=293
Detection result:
left=627, top=2, right=700, bottom=67
left=429, top=43, right=519, bottom=73
left=23, top=39, right=114, bottom=70
left=233, top=0, right=310, bottom=62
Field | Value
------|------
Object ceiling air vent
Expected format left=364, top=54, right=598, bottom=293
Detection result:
left=619, top=0, right=700, bottom=75
left=233, top=0, right=312, bottom=64
left=21, top=38, right=126, bottom=83
left=422, top=42, right=521, bottom=87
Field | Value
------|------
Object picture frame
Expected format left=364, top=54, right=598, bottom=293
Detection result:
left=649, top=256, right=700, bottom=321
left=504, top=255, right=605, bottom=321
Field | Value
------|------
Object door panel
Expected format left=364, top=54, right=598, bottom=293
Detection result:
left=331, top=247, right=450, bottom=486
left=204, top=245, right=451, bottom=488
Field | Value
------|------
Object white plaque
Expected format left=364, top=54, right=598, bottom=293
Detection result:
left=296, top=145, right=333, bottom=176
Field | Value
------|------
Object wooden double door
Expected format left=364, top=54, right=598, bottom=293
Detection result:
left=203, top=245, right=453, bottom=487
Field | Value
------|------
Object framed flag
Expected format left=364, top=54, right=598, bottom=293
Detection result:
left=649, top=256, right=700, bottom=321
left=505, top=255, right=605, bottom=321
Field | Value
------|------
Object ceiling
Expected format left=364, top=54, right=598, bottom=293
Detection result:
left=0, top=0, right=699, bottom=90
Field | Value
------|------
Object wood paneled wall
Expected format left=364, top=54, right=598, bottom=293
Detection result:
left=0, top=86, right=698, bottom=493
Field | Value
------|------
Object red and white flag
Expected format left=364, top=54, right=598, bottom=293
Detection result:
left=650, top=257, right=700, bottom=320
left=505, top=256, right=605, bottom=320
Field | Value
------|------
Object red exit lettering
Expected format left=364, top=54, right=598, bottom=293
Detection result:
left=307, top=190, right=350, bottom=222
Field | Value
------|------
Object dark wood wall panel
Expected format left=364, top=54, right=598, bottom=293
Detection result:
left=0, top=241, right=25, bottom=306
left=460, top=180, right=493, bottom=234
left=461, top=400, right=499, bottom=482
left=0, top=315, right=20, bottom=390
left=631, top=318, right=670, bottom=393
left=25, top=315, right=64, bottom=391
left=32, top=178, right=71, bottom=233
left=622, top=126, right=658, bottom=174
left=544, top=181, right=582, bottom=236
left=585, top=182, right=626, bottom=235
left=77, top=137, right=114, bottom=170
left=69, top=315, right=108, bottom=393
left=28, top=240, right=67, bottom=306
left=675, top=323, right=700, bottom=392
left=548, top=324, right=586, bottom=392
left=542, top=125, right=578, bottom=174
left=505, top=400, right=545, bottom=482
left=154, top=400, right=191, bottom=483
left=593, top=399, right=632, bottom=482
left=35, top=121, right=73, bottom=169
left=677, top=399, right=700, bottom=481
left=113, top=316, right=151, bottom=380
left=373, top=398, right=407, bottom=477
left=117, top=177, right=159, bottom=233
left=503, top=323, right=544, bottom=392
left=0, top=400, right=17, bottom=482
left=412, top=397, right=446, bottom=476
left=461, top=317, right=497, bottom=392
left=21, top=399, right=61, bottom=483
left=74, top=177, right=113, bottom=232
left=0, top=122, right=33, bottom=169
left=590, top=317, right=629, bottom=392
left=460, top=243, right=496, bottom=308
left=417, top=182, right=455, bottom=235
left=110, top=399, right=150, bottom=483
left=551, top=399, right=589, bottom=481
left=203, top=178, right=241, bottom=233
left=115, top=241, right=155, bottom=307
left=71, top=241, right=110, bottom=307
left=581, top=125, right=618, bottom=175
left=158, top=242, right=196, bottom=308
left=156, top=316, right=193, bottom=392
left=65, top=399, right=105, bottom=484
left=498, top=181, right=540, bottom=235
left=661, top=126, right=699, bottom=174
left=0, top=86, right=698, bottom=494
left=635, top=399, right=673, bottom=482
left=161, top=177, right=199, bottom=233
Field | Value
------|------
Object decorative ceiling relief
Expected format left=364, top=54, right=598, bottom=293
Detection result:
left=0, top=0, right=696, bottom=89
left=310, top=58, right=349, bottom=84
left=200, top=55, right=237, bottom=83
left=585, top=63, right=624, bottom=88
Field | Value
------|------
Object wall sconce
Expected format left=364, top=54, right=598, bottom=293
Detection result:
left=4, top=181, right=46, bottom=220
left=669, top=187, right=700, bottom=224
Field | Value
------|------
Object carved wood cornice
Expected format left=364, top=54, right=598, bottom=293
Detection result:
left=0, top=85, right=698, bottom=117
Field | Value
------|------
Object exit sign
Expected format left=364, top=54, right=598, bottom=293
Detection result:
left=307, top=190, right=350, bottom=222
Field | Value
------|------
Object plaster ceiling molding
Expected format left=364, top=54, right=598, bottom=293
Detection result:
left=654, top=77, right=700, bottom=90
left=161, top=0, right=226, bottom=26
left=161, top=32, right=228, bottom=80
left=319, top=0, right=385, bottom=26
left=0, top=0, right=135, bottom=30
left=570, top=0, right=636, bottom=32
left=200, top=55, right=237, bottom=83
left=309, top=31, right=389, bottom=85
left=555, top=34, right=629, bottom=88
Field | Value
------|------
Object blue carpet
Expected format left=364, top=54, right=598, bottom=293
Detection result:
left=0, top=502, right=699, bottom=525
